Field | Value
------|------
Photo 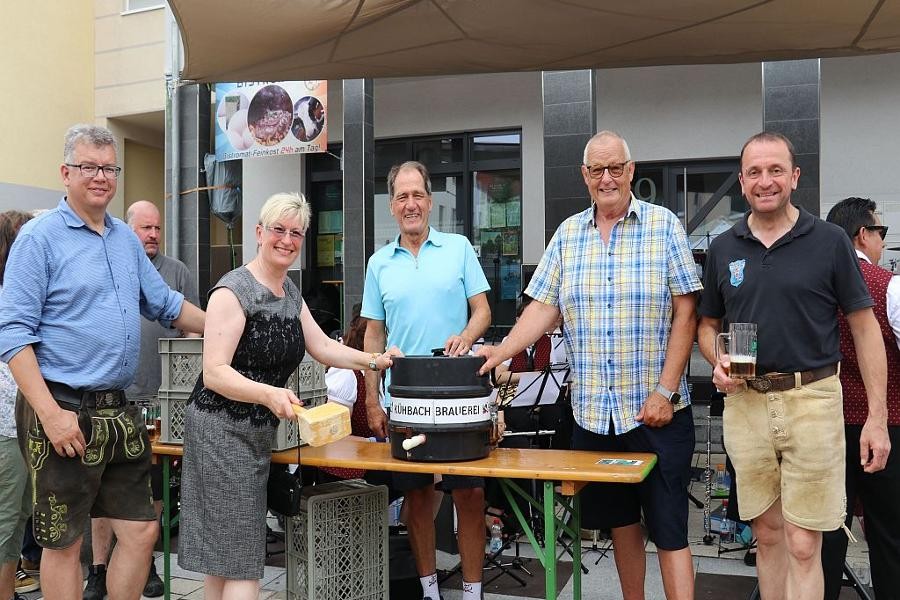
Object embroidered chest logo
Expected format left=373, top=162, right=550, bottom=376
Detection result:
left=729, top=259, right=747, bottom=287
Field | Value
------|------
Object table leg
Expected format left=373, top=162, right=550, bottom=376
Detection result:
left=162, top=455, right=171, bottom=600
left=543, top=481, right=557, bottom=600
left=572, top=492, right=581, bottom=600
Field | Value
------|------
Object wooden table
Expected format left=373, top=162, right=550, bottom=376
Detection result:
left=153, top=439, right=655, bottom=600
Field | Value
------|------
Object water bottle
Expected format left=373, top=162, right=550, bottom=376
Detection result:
left=715, top=463, right=730, bottom=496
left=720, top=500, right=733, bottom=543
left=489, top=518, right=503, bottom=554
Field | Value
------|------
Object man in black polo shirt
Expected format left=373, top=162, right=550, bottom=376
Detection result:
left=697, top=132, right=890, bottom=600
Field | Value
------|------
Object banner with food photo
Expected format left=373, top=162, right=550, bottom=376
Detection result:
left=215, top=81, right=328, bottom=161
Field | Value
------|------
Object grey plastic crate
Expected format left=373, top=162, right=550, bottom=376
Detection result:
left=287, top=356, right=327, bottom=399
left=158, top=338, right=327, bottom=449
left=158, top=389, right=305, bottom=450
left=286, top=480, right=388, bottom=600
left=159, top=338, right=203, bottom=393
left=162, top=337, right=325, bottom=399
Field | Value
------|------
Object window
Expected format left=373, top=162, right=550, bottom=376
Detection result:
left=124, top=0, right=165, bottom=12
left=632, top=159, right=745, bottom=251
left=306, top=130, right=523, bottom=328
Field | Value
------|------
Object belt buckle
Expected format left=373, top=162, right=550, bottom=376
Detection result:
left=747, top=377, right=771, bottom=393
left=95, top=391, right=120, bottom=409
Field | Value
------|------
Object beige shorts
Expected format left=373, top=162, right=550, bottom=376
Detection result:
left=723, top=374, right=846, bottom=531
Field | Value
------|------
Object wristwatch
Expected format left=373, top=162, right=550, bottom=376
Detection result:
left=655, top=383, right=681, bottom=404
left=368, top=353, right=380, bottom=371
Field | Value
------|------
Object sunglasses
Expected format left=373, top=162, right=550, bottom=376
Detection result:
left=862, top=225, right=889, bottom=240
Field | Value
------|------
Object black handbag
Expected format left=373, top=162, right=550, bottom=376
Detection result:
left=266, top=445, right=302, bottom=516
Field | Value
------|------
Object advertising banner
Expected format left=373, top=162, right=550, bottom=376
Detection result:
left=215, top=81, right=327, bottom=161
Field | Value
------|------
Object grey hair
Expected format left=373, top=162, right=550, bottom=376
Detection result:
left=63, top=124, right=117, bottom=163
left=387, top=161, right=432, bottom=199
left=258, top=192, right=311, bottom=232
left=583, top=130, right=631, bottom=164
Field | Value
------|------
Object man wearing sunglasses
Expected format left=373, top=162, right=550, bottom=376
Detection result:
left=823, top=197, right=900, bottom=600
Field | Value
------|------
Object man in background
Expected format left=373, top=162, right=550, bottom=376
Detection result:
left=823, top=197, right=900, bottom=599
left=83, top=200, right=200, bottom=600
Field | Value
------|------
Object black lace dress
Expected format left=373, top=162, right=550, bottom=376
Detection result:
left=178, top=267, right=304, bottom=579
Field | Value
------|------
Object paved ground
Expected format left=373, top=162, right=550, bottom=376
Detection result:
left=18, top=452, right=873, bottom=599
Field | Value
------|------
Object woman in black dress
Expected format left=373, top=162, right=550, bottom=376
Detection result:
left=178, top=192, right=398, bottom=598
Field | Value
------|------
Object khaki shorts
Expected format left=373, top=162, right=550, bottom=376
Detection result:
left=723, top=374, right=846, bottom=531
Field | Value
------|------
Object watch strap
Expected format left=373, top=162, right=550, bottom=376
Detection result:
left=655, top=383, right=675, bottom=401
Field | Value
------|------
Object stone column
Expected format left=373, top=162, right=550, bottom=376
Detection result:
left=542, top=70, right=596, bottom=243
left=165, top=83, right=211, bottom=304
left=341, top=79, right=375, bottom=320
left=762, top=60, right=821, bottom=215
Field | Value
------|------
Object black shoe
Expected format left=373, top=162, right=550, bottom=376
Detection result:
left=143, top=561, right=164, bottom=598
left=144, top=561, right=166, bottom=598
left=83, top=564, right=107, bottom=600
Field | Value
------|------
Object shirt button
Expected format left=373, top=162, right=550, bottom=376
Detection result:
left=607, top=277, right=611, bottom=282
left=608, top=386, right=613, bottom=391
left=607, top=359, right=612, bottom=365
left=606, top=331, right=612, bottom=336
left=607, top=304, right=612, bottom=308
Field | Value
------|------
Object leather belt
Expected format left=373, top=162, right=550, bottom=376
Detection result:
left=46, top=380, right=126, bottom=410
left=746, top=364, right=838, bottom=393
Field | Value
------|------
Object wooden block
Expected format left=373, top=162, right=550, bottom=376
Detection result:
left=292, top=403, right=351, bottom=447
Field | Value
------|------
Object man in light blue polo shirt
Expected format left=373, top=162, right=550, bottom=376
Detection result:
left=0, top=124, right=205, bottom=600
left=362, top=160, right=490, bottom=600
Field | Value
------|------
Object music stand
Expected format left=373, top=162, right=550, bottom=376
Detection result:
left=496, top=362, right=592, bottom=574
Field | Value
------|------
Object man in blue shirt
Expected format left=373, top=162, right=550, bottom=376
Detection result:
left=0, top=124, right=205, bottom=600
left=362, top=161, right=490, bottom=600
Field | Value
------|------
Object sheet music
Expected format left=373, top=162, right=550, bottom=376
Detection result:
left=504, top=368, right=567, bottom=408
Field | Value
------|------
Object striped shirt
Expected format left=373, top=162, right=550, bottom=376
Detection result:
left=526, top=195, right=702, bottom=435
left=0, top=198, right=184, bottom=390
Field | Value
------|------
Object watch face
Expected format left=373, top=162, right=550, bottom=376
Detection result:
left=670, top=392, right=681, bottom=404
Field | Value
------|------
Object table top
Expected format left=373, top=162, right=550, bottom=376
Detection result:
left=153, top=438, right=655, bottom=488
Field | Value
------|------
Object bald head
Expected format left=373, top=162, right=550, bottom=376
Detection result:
left=126, top=201, right=161, bottom=258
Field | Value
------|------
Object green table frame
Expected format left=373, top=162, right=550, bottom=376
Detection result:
left=154, top=441, right=655, bottom=600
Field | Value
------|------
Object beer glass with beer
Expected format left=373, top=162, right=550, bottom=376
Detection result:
left=715, top=323, right=757, bottom=378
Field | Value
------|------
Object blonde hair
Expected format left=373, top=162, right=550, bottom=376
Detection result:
left=258, top=192, right=311, bottom=232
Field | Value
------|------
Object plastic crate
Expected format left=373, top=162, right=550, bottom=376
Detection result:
left=287, top=355, right=327, bottom=400
left=161, top=338, right=326, bottom=399
left=158, top=338, right=327, bottom=449
left=159, top=338, right=203, bottom=393
left=286, top=480, right=388, bottom=600
left=159, top=389, right=311, bottom=450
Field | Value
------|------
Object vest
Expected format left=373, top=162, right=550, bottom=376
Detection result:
left=509, top=334, right=552, bottom=373
left=837, top=259, right=900, bottom=425
left=321, top=370, right=373, bottom=479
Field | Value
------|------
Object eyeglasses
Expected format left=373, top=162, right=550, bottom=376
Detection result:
left=862, top=225, right=889, bottom=240
left=65, top=163, right=122, bottom=179
left=264, top=224, right=305, bottom=242
left=585, top=162, right=631, bottom=179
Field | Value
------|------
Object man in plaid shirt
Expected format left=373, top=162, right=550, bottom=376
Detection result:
left=478, top=131, right=702, bottom=600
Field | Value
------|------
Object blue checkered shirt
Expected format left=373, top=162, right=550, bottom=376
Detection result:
left=526, top=196, right=702, bottom=435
